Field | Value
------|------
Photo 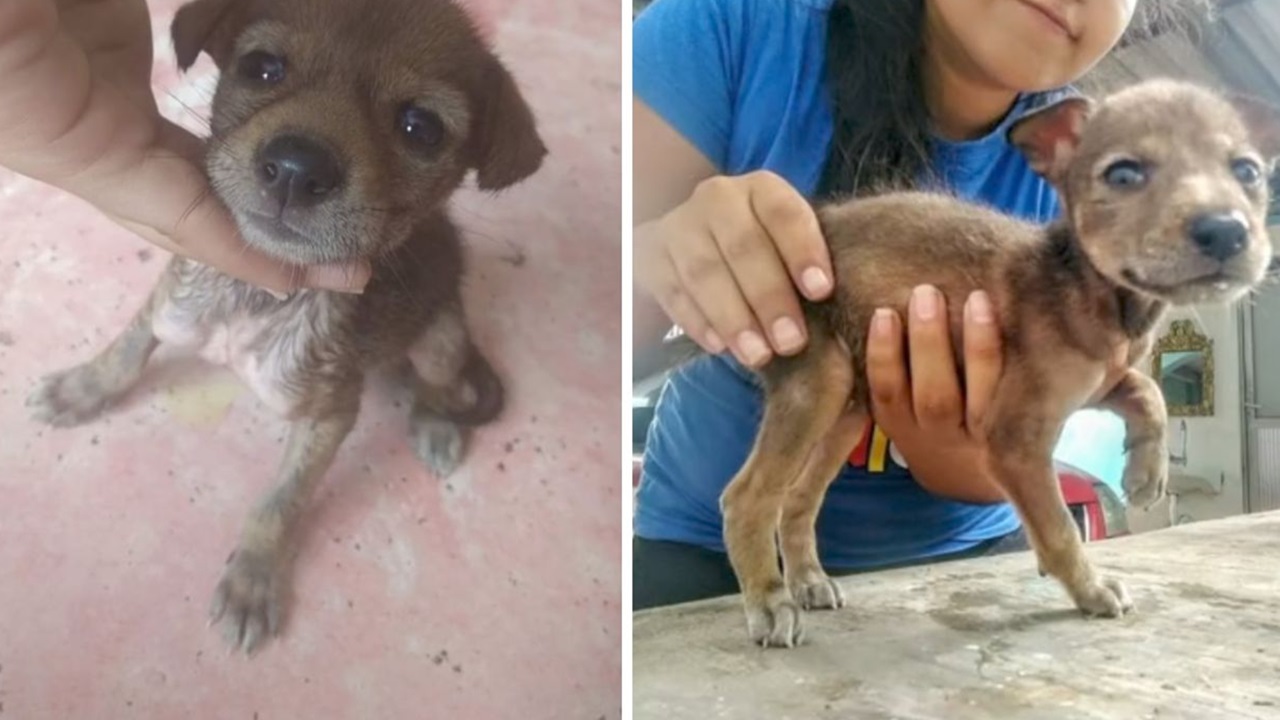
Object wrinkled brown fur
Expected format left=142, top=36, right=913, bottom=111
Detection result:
left=720, top=80, right=1278, bottom=648
left=27, top=0, right=544, bottom=655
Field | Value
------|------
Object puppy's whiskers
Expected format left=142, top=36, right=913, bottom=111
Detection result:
left=164, top=91, right=214, bottom=132
left=375, top=243, right=413, bottom=295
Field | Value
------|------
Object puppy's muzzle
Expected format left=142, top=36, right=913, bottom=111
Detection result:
left=1186, top=211, right=1249, bottom=263
left=255, top=134, right=345, bottom=211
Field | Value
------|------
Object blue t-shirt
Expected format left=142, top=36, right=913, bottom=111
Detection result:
left=633, top=0, right=1096, bottom=569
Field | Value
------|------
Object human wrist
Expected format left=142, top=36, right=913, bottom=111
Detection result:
left=907, top=446, right=1006, bottom=504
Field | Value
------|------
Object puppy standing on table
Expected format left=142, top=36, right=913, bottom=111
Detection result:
left=27, top=0, right=546, bottom=653
left=713, top=79, right=1278, bottom=648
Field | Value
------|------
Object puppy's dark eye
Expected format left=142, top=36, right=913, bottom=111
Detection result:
left=237, top=51, right=286, bottom=84
left=1103, top=159, right=1147, bottom=189
left=1231, top=158, right=1264, bottom=187
left=398, top=105, right=445, bottom=151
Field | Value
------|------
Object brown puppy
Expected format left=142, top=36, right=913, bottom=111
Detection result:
left=25, top=0, right=545, bottom=654
left=718, top=79, right=1278, bottom=648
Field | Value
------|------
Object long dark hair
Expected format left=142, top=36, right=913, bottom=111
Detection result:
left=817, top=0, right=930, bottom=200
left=816, top=0, right=1216, bottom=202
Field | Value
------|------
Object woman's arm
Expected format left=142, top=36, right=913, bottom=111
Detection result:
left=632, top=100, right=835, bottom=373
left=632, top=100, right=716, bottom=379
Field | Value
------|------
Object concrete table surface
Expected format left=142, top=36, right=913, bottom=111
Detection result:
left=634, top=512, right=1280, bottom=720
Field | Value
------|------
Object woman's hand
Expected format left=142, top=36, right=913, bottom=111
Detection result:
left=634, top=170, right=835, bottom=368
left=866, top=286, right=1007, bottom=504
left=0, top=0, right=368, bottom=293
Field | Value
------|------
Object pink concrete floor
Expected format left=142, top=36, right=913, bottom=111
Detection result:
left=0, top=1, right=621, bottom=718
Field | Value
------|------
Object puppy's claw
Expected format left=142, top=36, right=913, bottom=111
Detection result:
left=1122, top=441, right=1168, bottom=510
left=1071, top=575, right=1134, bottom=618
left=26, top=367, right=116, bottom=427
left=787, top=567, right=845, bottom=611
left=744, top=585, right=805, bottom=648
left=241, top=612, right=267, bottom=656
left=209, top=550, right=282, bottom=657
left=411, top=416, right=465, bottom=478
left=267, top=599, right=281, bottom=637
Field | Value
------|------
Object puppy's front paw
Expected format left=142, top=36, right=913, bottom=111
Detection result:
left=411, top=416, right=466, bottom=478
left=1123, top=440, right=1168, bottom=509
left=744, top=583, right=804, bottom=648
left=210, top=550, right=283, bottom=655
left=27, top=365, right=117, bottom=427
left=786, top=565, right=845, bottom=611
left=1069, top=575, right=1133, bottom=618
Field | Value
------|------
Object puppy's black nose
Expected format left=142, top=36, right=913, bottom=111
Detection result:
left=1187, top=212, right=1249, bottom=262
left=256, top=135, right=343, bottom=208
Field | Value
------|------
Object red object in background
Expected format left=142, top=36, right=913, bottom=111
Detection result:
left=1057, top=463, right=1108, bottom=541
left=631, top=455, right=1123, bottom=542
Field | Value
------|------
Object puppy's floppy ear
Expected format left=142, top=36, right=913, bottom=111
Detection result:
left=467, top=54, right=548, bottom=191
left=1008, top=97, right=1094, bottom=185
left=171, top=0, right=252, bottom=72
left=1228, top=92, right=1280, bottom=164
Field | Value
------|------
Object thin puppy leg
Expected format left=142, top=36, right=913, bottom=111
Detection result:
left=210, top=404, right=358, bottom=655
left=27, top=283, right=166, bottom=426
left=1091, top=368, right=1168, bottom=509
left=779, top=412, right=866, bottom=611
left=985, top=376, right=1133, bottom=618
left=721, top=335, right=853, bottom=648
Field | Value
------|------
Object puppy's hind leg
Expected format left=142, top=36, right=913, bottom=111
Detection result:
left=27, top=278, right=167, bottom=426
left=779, top=412, right=866, bottom=612
left=210, top=392, right=359, bottom=655
left=399, top=307, right=504, bottom=478
left=721, top=333, right=852, bottom=648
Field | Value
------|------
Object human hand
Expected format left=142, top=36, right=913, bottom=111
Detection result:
left=0, top=0, right=369, bottom=293
left=865, top=286, right=1006, bottom=504
left=634, top=170, right=834, bottom=368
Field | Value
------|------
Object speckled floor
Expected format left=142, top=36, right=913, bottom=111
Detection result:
left=0, top=1, right=621, bottom=718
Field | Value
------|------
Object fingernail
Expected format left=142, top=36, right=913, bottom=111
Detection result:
left=737, top=331, right=770, bottom=366
left=306, top=262, right=370, bottom=293
left=705, top=329, right=726, bottom=353
left=801, top=267, right=832, bottom=298
left=872, top=308, right=894, bottom=337
left=967, top=291, right=994, bottom=324
left=771, top=317, right=804, bottom=353
left=912, top=285, right=938, bottom=321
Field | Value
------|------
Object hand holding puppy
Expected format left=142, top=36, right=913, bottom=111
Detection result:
left=0, top=0, right=368, bottom=293
left=634, top=170, right=835, bottom=367
left=635, top=168, right=1011, bottom=502
left=866, top=287, right=1007, bottom=504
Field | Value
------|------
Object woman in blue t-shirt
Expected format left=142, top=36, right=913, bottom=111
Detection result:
left=632, top=0, right=1189, bottom=609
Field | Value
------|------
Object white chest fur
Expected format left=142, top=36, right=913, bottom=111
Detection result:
left=151, top=293, right=336, bottom=417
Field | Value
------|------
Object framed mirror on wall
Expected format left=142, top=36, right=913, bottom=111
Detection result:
left=1153, top=319, right=1214, bottom=417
